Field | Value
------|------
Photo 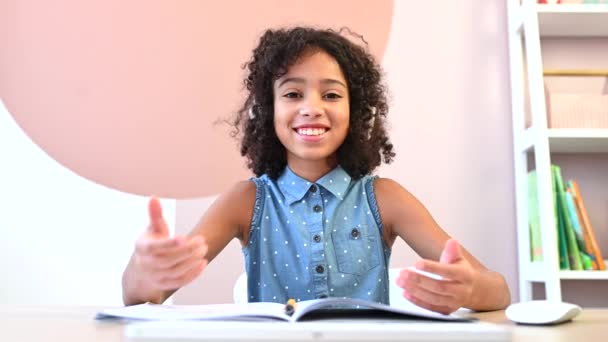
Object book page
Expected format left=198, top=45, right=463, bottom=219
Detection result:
left=291, top=298, right=475, bottom=322
left=97, top=299, right=474, bottom=322
left=96, top=302, right=289, bottom=321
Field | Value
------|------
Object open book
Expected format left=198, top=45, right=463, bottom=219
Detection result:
left=96, top=297, right=475, bottom=322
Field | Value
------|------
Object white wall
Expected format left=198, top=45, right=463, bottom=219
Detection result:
left=0, top=99, right=175, bottom=305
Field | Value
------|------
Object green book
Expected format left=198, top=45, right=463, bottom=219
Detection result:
left=580, top=252, right=594, bottom=271
left=565, top=187, right=595, bottom=270
left=553, top=165, right=583, bottom=270
left=551, top=166, right=570, bottom=270
left=527, top=171, right=543, bottom=262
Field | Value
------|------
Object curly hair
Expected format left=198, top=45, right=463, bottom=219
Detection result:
left=232, top=26, right=395, bottom=180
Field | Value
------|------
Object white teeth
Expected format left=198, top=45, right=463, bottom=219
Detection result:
left=297, top=128, right=327, bottom=136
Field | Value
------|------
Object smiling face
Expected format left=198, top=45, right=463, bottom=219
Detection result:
left=273, top=49, right=350, bottom=172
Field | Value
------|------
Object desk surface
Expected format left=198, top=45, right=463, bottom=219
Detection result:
left=1, top=305, right=607, bottom=341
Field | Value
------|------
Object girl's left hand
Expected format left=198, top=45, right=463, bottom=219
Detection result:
left=395, top=239, right=476, bottom=315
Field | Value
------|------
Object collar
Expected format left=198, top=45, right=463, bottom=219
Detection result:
left=278, top=166, right=351, bottom=205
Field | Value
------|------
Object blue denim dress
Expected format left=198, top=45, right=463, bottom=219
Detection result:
left=243, top=166, right=391, bottom=304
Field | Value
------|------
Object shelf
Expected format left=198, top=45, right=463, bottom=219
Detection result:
left=510, top=2, right=608, bottom=302
left=544, top=69, right=608, bottom=77
left=559, top=270, right=608, bottom=280
left=548, top=129, right=608, bottom=153
left=538, top=4, right=608, bottom=37
left=524, top=262, right=549, bottom=282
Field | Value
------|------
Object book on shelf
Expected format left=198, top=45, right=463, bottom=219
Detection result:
left=554, top=165, right=584, bottom=270
left=527, top=171, right=543, bottom=262
left=95, top=297, right=475, bottom=323
left=583, top=0, right=608, bottom=4
left=541, top=165, right=606, bottom=271
left=568, top=180, right=606, bottom=271
left=551, top=166, right=571, bottom=270
left=565, top=186, right=594, bottom=270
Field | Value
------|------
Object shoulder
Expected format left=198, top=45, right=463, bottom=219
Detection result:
left=206, top=179, right=258, bottom=224
left=370, top=177, right=426, bottom=228
left=372, top=176, right=430, bottom=209
left=218, top=179, right=258, bottom=207
left=195, top=179, right=258, bottom=242
left=370, top=177, right=412, bottom=201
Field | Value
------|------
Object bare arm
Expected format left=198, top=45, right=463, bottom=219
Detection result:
left=374, top=178, right=511, bottom=313
left=122, top=180, right=256, bottom=305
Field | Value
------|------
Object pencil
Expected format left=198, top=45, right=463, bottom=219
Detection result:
left=284, top=298, right=296, bottom=316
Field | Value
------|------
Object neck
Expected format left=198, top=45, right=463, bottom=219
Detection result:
left=287, top=157, right=338, bottom=182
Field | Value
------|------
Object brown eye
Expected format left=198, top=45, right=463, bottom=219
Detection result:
left=284, top=92, right=301, bottom=99
left=324, top=93, right=342, bottom=100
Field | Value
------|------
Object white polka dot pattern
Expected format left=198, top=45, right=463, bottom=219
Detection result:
left=243, top=166, right=389, bottom=304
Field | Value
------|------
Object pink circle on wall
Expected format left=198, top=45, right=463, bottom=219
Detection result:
left=0, top=0, right=393, bottom=198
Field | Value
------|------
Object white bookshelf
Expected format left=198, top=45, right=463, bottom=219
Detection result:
left=518, top=128, right=608, bottom=153
left=538, top=4, right=608, bottom=37
left=559, top=269, right=608, bottom=280
left=507, top=1, right=608, bottom=303
left=549, top=129, right=608, bottom=152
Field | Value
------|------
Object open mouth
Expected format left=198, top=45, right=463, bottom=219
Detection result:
left=294, top=127, right=328, bottom=136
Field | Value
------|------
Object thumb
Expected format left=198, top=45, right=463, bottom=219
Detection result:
left=439, top=239, right=463, bottom=264
left=148, top=196, right=169, bottom=236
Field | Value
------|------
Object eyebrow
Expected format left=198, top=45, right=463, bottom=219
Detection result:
left=277, top=77, right=347, bottom=89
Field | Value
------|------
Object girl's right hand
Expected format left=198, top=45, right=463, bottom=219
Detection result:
left=133, top=197, right=208, bottom=292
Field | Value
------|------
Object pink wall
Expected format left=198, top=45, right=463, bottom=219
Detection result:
left=0, top=0, right=392, bottom=199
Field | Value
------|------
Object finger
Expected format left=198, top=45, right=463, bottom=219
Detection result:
left=415, top=260, right=467, bottom=281
left=439, top=239, right=463, bottom=264
left=156, top=235, right=206, bottom=261
left=401, top=281, right=459, bottom=314
left=401, top=278, right=452, bottom=307
left=166, top=250, right=207, bottom=280
left=135, top=235, right=185, bottom=255
left=148, top=196, right=169, bottom=236
left=140, top=236, right=206, bottom=273
left=397, top=269, right=458, bottom=297
left=158, top=259, right=208, bottom=290
left=136, top=236, right=203, bottom=270
left=154, top=237, right=208, bottom=270
left=402, top=289, right=456, bottom=315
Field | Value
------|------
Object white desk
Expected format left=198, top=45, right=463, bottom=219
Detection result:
left=1, top=305, right=607, bottom=341
left=124, top=319, right=509, bottom=341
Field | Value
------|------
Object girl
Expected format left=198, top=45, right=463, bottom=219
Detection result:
left=122, top=27, right=511, bottom=314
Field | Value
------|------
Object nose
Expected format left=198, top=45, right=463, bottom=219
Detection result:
left=298, top=95, right=324, bottom=117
